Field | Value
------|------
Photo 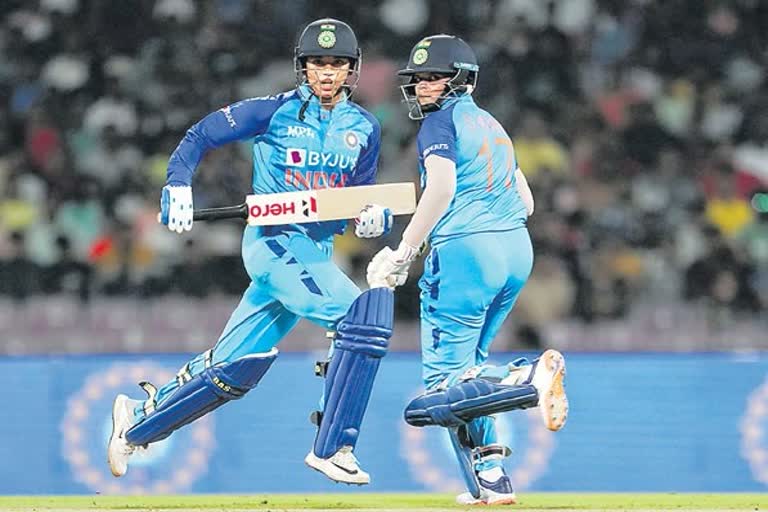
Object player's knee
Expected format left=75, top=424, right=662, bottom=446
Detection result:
left=335, top=287, right=394, bottom=357
left=422, top=363, right=477, bottom=392
left=204, top=348, right=278, bottom=398
left=405, top=389, right=465, bottom=427
left=422, top=371, right=444, bottom=391
left=405, top=380, right=490, bottom=427
left=311, top=288, right=394, bottom=458
left=125, top=349, right=277, bottom=446
left=404, top=378, right=539, bottom=428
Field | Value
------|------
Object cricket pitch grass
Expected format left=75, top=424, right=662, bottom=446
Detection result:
left=0, top=493, right=764, bottom=512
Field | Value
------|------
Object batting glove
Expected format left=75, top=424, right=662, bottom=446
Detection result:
left=366, top=241, right=419, bottom=289
left=160, top=185, right=193, bottom=234
left=355, top=204, right=393, bottom=238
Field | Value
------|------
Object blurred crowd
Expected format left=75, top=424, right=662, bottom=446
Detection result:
left=1, top=0, right=767, bottom=334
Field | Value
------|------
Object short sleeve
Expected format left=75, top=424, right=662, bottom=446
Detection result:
left=416, top=107, right=457, bottom=163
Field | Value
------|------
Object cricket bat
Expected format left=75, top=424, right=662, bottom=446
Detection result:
left=190, top=182, right=416, bottom=226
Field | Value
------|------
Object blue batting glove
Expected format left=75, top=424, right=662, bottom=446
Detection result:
left=354, top=204, right=393, bottom=238
left=160, top=185, right=194, bottom=234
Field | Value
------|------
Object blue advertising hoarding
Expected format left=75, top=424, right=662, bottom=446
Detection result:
left=2, top=353, right=768, bottom=494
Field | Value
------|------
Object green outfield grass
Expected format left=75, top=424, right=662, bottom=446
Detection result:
left=0, top=493, right=764, bottom=510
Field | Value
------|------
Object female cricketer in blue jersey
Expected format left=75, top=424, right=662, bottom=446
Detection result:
left=367, top=35, right=569, bottom=504
left=107, top=19, right=395, bottom=486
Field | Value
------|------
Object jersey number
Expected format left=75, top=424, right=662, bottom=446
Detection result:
left=478, top=136, right=514, bottom=191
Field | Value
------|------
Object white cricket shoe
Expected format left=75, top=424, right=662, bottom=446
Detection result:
left=107, top=394, right=139, bottom=477
left=531, top=349, right=569, bottom=431
left=304, top=445, right=370, bottom=485
left=456, top=475, right=517, bottom=505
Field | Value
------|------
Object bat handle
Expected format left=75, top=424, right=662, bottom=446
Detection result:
left=155, top=204, right=249, bottom=224
left=193, top=204, right=248, bottom=221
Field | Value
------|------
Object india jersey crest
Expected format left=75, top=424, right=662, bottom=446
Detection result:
left=344, top=131, right=359, bottom=149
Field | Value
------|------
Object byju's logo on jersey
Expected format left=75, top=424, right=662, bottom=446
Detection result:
left=285, top=148, right=357, bottom=170
left=286, top=148, right=307, bottom=167
left=286, top=126, right=316, bottom=138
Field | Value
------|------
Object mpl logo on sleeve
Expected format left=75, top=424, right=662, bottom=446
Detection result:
left=246, top=190, right=319, bottom=225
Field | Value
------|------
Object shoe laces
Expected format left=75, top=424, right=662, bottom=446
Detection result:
left=333, top=446, right=359, bottom=468
left=116, top=440, right=136, bottom=456
left=117, top=431, right=146, bottom=456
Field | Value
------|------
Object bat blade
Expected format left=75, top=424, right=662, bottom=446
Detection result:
left=244, top=182, right=416, bottom=226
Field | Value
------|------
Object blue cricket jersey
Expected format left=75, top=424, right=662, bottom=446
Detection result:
left=166, top=85, right=381, bottom=242
left=416, top=95, right=527, bottom=245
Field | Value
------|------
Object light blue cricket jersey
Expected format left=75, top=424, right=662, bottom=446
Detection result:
left=165, top=85, right=381, bottom=242
left=416, top=95, right=527, bottom=245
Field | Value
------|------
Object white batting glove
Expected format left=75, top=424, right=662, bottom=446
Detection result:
left=366, top=241, right=419, bottom=289
left=355, top=204, right=393, bottom=238
left=160, top=185, right=193, bottom=234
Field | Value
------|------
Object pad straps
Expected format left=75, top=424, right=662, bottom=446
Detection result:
left=472, top=443, right=511, bottom=464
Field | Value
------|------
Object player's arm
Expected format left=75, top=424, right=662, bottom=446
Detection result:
left=401, top=155, right=456, bottom=249
left=367, top=111, right=456, bottom=287
left=515, top=167, right=534, bottom=216
left=161, top=96, right=283, bottom=233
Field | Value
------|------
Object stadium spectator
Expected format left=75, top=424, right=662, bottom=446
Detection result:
left=1, top=0, right=766, bottom=335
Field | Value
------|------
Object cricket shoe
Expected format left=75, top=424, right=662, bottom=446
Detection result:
left=107, top=394, right=141, bottom=477
left=304, top=445, right=370, bottom=485
left=456, top=474, right=517, bottom=505
left=530, top=349, right=568, bottom=431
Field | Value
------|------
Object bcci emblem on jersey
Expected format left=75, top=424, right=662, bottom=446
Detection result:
left=344, top=131, right=359, bottom=149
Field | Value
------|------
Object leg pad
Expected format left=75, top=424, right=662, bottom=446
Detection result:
left=313, top=288, right=393, bottom=458
left=404, top=379, right=538, bottom=427
left=125, top=349, right=277, bottom=446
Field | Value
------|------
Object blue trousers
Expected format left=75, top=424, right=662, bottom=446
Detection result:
left=419, top=228, right=533, bottom=465
left=134, top=226, right=361, bottom=421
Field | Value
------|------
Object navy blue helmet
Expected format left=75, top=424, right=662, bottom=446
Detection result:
left=295, top=18, right=361, bottom=62
left=294, top=18, right=361, bottom=95
left=398, top=34, right=479, bottom=120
